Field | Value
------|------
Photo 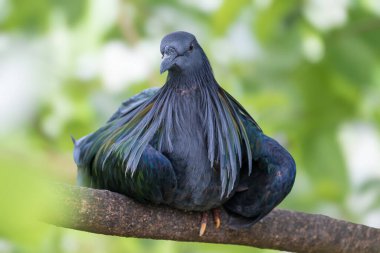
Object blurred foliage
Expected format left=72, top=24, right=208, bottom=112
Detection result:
left=0, top=0, right=380, bottom=252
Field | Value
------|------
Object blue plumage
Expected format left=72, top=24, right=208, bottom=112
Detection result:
left=73, top=31, right=296, bottom=230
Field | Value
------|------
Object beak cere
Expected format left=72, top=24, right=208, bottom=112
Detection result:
left=160, top=46, right=178, bottom=74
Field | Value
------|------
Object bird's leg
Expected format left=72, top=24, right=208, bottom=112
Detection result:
left=212, top=208, right=221, bottom=229
left=199, top=212, right=208, bottom=236
left=199, top=208, right=222, bottom=236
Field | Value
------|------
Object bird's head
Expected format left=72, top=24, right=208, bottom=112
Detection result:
left=160, top=31, right=206, bottom=75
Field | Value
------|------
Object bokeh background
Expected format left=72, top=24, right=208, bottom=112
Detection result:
left=1, top=0, right=380, bottom=252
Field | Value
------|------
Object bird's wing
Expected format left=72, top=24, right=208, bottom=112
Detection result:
left=73, top=87, right=178, bottom=205
left=107, top=87, right=160, bottom=122
left=73, top=87, right=160, bottom=187
left=223, top=114, right=296, bottom=228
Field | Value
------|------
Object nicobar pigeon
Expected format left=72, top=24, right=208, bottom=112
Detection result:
left=73, top=31, right=296, bottom=236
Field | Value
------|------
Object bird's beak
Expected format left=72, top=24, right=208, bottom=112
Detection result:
left=160, top=46, right=178, bottom=74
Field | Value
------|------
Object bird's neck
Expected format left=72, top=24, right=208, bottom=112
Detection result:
left=174, top=86, right=198, bottom=96
left=166, top=68, right=218, bottom=94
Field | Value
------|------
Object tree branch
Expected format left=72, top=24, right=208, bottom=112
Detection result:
left=46, top=184, right=380, bottom=253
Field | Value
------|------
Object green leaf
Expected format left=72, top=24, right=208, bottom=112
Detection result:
left=212, top=0, right=251, bottom=35
left=1, top=0, right=50, bottom=33
left=326, top=34, right=377, bottom=85
left=253, top=0, right=301, bottom=43
left=51, top=0, right=88, bottom=26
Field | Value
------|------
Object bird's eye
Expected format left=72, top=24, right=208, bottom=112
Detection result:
left=189, top=44, right=194, bottom=51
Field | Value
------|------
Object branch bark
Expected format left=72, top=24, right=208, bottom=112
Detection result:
left=47, top=184, right=380, bottom=253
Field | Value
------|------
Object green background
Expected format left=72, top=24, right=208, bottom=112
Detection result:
left=1, top=0, right=380, bottom=252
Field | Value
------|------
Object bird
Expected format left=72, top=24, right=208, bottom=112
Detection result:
left=73, top=31, right=296, bottom=236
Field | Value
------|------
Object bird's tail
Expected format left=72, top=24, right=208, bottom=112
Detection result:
left=70, top=135, right=77, bottom=145
left=71, top=134, right=94, bottom=187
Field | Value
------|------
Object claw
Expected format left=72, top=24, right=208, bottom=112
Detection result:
left=199, top=209, right=222, bottom=236
left=199, top=212, right=208, bottom=236
left=212, top=208, right=221, bottom=229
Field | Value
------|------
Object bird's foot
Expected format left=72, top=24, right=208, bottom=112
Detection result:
left=199, top=208, right=222, bottom=236
left=199, top=212, right=208, bottom=236
left=212, top=208, right=221, bottom=229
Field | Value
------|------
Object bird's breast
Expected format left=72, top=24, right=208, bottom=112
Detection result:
left=162, top=93, right=227, bottom=211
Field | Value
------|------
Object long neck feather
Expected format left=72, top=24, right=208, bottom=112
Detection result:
left=90, top=50, right=255, bottom=198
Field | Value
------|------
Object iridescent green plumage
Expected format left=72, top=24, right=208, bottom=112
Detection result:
left=73, top=31, right=296, bottom=227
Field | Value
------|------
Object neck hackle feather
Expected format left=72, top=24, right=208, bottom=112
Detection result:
left=84, top=49, right=258, bottom=198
